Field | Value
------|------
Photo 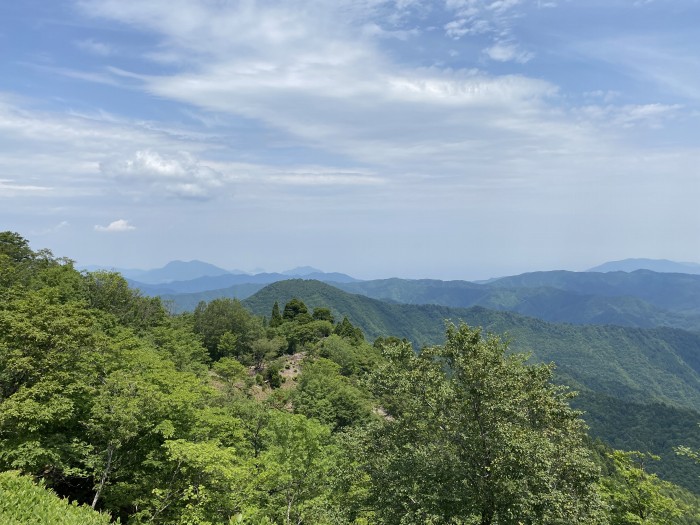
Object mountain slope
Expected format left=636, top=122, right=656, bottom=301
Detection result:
left=335, top=278, right=700, bottom=331
left=243, top=280, right=700, bottom=411
left=488, top=269, right=700, bottom=315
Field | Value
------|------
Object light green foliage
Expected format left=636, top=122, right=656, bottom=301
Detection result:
left=365, top=323, right=605, bottom=525
left=148, top=318, right=211, bottom=375
left=602, top=451, right=686, bottom=524
left=676, top=426, right=700, bottom=468
left=0, top=470, right=113, bottom=524
left=318, top=334, right=383, bottom=377
left=3, top=232, right=700, bottom=525
left=244, top=337, right=286, bottom=369
left=677, top=445, right=700, bottom=467
left=133, top=402, right=342, bottom=525
left=0, top=234, right=215, bottom=514
left=293, top=358, right=372, bottom=431
left=0, top=290, right=105, bottom=480
left=251, top=411, right=339, bottom=525
left=213, top=357, right=247, bottom=384
left=85, top=360, right=206, bottom=509
left=217, top=330, right=240, bottom=359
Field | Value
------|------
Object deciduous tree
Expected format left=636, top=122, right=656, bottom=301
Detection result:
left=365, top=323, right=605, bottom=525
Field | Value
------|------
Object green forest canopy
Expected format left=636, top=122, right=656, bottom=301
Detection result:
left=1, top=232, right=699, bottom=524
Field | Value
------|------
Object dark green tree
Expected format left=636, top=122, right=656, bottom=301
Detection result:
left=0, top=231, right=34, bottom=263
left=84, top=271, right=166, bottom=330
left=282, top=298, right=308, bottom=321
left=312, top=307, right=334, bottom=323
left=334, top=316, right=364, bottom=344
left=193, top=298, right=263, bottom=360
left=270, top=301, right=283, bottom=328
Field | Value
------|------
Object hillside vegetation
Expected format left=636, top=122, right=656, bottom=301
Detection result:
left=2, top=232, right=700, bottom=524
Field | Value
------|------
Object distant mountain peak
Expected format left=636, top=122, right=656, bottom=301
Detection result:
left=126, top=260, right=233, bottom=284
left=162, top=259, right=211, bottom=268
left=588, top=258, right=700, bottom=275
left=282, top=266, right=323, bottom=276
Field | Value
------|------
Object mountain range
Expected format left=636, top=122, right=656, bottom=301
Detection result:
left=85, top=254, right=700, bottom=286
left=80, top=261, right=358, bottom=292
left=157, top=269, right=700, bottom=334
left=241, top=279, right=700, bottom=490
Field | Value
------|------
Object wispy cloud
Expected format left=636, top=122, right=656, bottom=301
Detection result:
left=572, top=35, right=700, bottom=102
left=483, top=42, right=533, bottom=63
left=444, top=0, right=525, bottom=40
left=75, top=38, right=114, bottom=56
left=32, top=221, right=70, bottom=236
left=0, top=179, right=53, bottom=197
left=94, top=219, right=136, bottom=232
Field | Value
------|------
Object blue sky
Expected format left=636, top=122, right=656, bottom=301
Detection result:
left=1, top=0, right=699, bottom=279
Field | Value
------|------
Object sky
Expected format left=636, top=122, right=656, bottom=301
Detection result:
left=1, top=0, right=699, bottom=280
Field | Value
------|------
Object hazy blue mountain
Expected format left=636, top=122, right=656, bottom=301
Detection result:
left=164, top=273, right=700, bottom=331
left=487, top=269, right=700, bottom=315
left=282, top=266, right=323, bottom=276
left=589, top=258, right=700, bottom=274
left=131, top=269, right=360, bottom=296
left=130, top=260, right=236, bottom=284
left=131, top=273, right=289, bottom=294
left=302, top=272, right=358, bottom=283
left=83, top=260, right=238, bottom=283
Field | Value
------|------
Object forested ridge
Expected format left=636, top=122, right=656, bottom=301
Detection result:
left=2, top=232, right=700, bottom=524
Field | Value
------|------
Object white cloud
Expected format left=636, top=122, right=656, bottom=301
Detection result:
left=64, top=0, right=698, bottom=201
left=99, top=149, right=225, bottom=200
left=94, top=219, right=136, bottom=232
